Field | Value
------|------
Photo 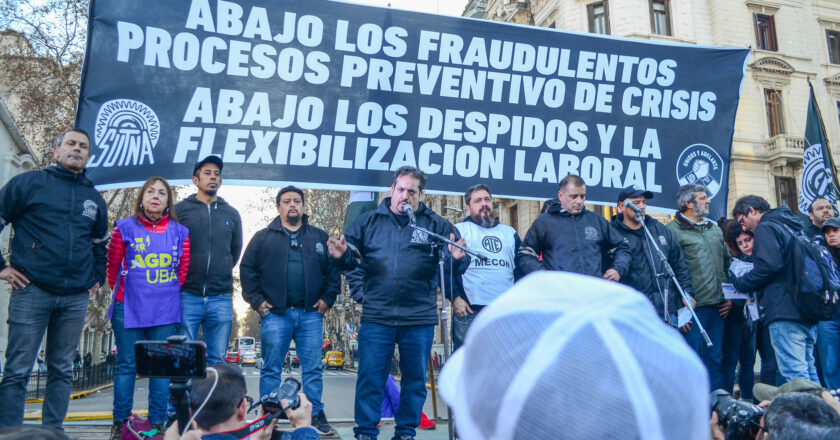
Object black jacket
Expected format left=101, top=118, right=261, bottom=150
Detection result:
left=336, top=198, right=468, bottom=326
left=240, top=216, right=340, bottom=313
left=610, top=214, right=694, bottom=316
left=174, top=195, right=243, bottom=296
left=517, top=202, right=631, bottom=277
left=0, top=165, right=108, bottom=295
left=731, top=207, right=806, bottom=325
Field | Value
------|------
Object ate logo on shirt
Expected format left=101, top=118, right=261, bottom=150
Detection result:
left=482, top=236, right=503, bottom=253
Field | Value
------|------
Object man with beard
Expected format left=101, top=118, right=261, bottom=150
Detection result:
left=667, top=184, right=731, bottom=391
left=328, top=166, right=467, bottom=440
left=452, top=184, right=521, bottom=350
left=174, top=156, right=243, bottom=366
left=517, top=174, right=631, bottom=279
left=610, top=186, right=696, bottom=332
left=804, top=198, right=835, bottom=240
left=240, top=186, right=340, bottom=435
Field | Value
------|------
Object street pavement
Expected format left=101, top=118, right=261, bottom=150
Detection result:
left=25, top=366, right=452, bottom=439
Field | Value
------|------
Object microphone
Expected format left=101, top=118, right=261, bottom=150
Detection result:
left=623, top=199, right=644, bottom=217
left=403, top=204, right=416, bottom=223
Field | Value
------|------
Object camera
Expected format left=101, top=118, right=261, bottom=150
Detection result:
left=250, top=377, right=301, bottom=419
left=711, top=389, right=765, bottom=440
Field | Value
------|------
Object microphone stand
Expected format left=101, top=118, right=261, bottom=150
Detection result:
left=408, top=221, right=487, bottom=440
left=631, top=209, right=713, bottom=347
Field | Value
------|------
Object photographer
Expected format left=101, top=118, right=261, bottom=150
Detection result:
left=165, top=364, right=316, bottom=440
left=710, top=391, right=840, bottom=439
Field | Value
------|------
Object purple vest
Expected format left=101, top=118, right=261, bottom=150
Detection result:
left=108, top=217, right=189, bottom=328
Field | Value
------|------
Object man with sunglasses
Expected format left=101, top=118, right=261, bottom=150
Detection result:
left=240, top=186, right=340, bottom=435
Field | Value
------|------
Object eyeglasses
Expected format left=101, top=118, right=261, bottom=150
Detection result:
left=242, top=395, right=254, bottom=407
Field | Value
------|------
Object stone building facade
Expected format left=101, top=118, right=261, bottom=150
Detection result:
left=463, top=0, right=840, bottom=236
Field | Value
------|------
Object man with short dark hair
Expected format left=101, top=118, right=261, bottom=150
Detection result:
left=452, top=184, right=520, bottom=349
left=610, top=186, right=696, bottom=331
left=667, top=184, right=731, bottom=391
left=175, top=156, right=243, bottom=366
left=730, top=195, right=820, bottom=383
left=170, top=363, right=315, bottom=439
left=240, top=186, right=340, bottom=435
left=517, top=174, right=631, bottom=279
left=328, top=166, right=467, bottom=440
left=0, top=128, right=109, bottom=429
left=805, top=198, right=835, bottom=240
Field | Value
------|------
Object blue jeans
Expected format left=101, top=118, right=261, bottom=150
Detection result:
left=768, top=320, right=819, bottom=383
left=354, top=323, right=434, bottom=439
left=818, top=318, right=840, bottom=389
left=452, top=312, right=476, bottom=351
left=260, top=309, right=325, bottom=416
left=112, top=302, right=177, bottom=425
left=690, top=305, right=725, bottom=391
left=0, top=284, right=88, bottom=428
left=721, top=312, right=756, bottom=400
left=179, top=292, right=233, bottom=366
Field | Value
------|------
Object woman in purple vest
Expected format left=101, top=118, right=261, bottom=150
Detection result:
left=106, top=177, right=191, bottom=438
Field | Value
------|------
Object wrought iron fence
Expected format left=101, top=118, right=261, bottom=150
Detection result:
left=26, top=362, right=114, bottom=400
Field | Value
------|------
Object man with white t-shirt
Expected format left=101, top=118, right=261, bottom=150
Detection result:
left=452, top=184, right=521, bottom=349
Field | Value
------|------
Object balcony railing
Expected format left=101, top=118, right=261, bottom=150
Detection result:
left=763, top=134, right=806, bottom=161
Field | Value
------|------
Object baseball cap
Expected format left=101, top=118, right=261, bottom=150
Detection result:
left=753, top=378, right=825, bottom=402
left=617, top=185, right=654, bottom=203
left=438, top=272, right=710, bottom=440
left=822, top=217, right=840, bottom=232
left=193, top=155, right=223, bottom=176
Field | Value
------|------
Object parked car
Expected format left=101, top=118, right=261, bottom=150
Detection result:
left=225, top=350, right=240, bottom=364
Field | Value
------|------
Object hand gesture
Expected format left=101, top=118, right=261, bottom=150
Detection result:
left=327, top=235, right=347, bottom=259
left=448, top=234, right=466, bottom=260
left=0, top=267, right=29, bottom=290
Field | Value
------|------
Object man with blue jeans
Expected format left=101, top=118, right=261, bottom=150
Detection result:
left=174, top=155, right=242, bottom=365
left=241, top=186, right=340, bottom=435
left=667, top=184, right=731, bottom=391
left=329, top=167, right=468, bottom=440
left=0, top=129, right=108, bottom=429
left=732, top=195, right=820, bottom=383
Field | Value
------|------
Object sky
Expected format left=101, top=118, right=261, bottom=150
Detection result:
left=221, top=0, right=470, bottom=322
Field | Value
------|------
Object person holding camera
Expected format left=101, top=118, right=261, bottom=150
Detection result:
left=710, top=390, right=840, bottom=439
left=164, top=363, right=317, bottom=440
left=240, top=186, right=340, bottom=435
left=106, top=177, right=191, bottom=439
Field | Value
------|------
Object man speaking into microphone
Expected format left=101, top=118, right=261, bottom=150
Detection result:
left=328, top=166, right=468, bottom=440
left=610, top=186, right=696, bottom=332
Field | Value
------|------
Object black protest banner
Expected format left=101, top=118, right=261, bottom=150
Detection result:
left=77, top=0, right=749, bottom=217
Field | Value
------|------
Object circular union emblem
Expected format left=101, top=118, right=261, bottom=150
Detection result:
left=482, top=236, right=503, bottom=253
left=799, top=144, right=836, bottom=213
left=676, top=144, right=724, bottom=199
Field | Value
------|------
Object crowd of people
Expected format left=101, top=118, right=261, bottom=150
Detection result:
left=1, top=127, right=840, bottom=439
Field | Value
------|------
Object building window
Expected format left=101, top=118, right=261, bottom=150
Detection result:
left=828, top=30, right=840, bottom=64
left=649, top=0, right=671, bottom=36
left=765, top=89, right=785, bottom=136
left=775, top=177, right=797, bottom=213
left=587, top=2, right=610, bottom=35
left=754, top=14, right=777, bottom=51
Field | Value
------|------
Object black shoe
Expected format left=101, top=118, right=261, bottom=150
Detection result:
left=109, top=421, right=124, bottom=440
left=392, top=435, right=414, bottom=440
left=311, top=411, right=334, bottom=435
left=355, top=434, right=377, bottom=440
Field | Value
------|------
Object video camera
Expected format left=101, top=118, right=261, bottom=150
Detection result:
left=136, top=335, right=207, bottom=436
left=710, top=389, right=765, bottom=440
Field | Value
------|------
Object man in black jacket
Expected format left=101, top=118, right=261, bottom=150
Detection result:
left=730, top=195, right=820, bottom=383
left=517, top=174, right=631, bottom=279
left=174, top=156, right=243, bottom=366
left=0, top=129, right=108, bottom=429
left=328, top=166, right=467, bottom=440
left=610, top=186, right=696, bottom=331
left=240, top=186, right=340, bottom=435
